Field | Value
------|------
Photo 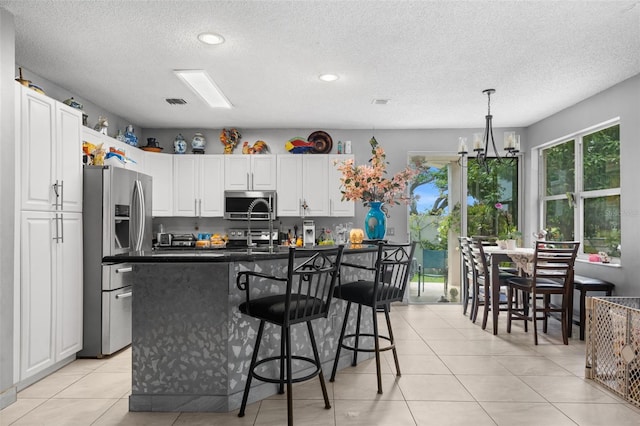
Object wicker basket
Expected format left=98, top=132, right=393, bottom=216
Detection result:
left=586, top=297, right=640, bottom=407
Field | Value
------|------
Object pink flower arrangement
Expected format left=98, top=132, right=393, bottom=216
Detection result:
left=334, top=137, right=417, bottom=206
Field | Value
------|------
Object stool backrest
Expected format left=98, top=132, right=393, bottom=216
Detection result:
left=459, top=237, right=474, bottom=284
left=469, top=238, right=490, bottom=283
left=372, top=241, right=416, bottom=303
left=285, top=245, right=344, bottom=324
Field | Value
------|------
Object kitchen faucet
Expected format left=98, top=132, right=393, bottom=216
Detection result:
left=246, top=198, right=274, bottom=254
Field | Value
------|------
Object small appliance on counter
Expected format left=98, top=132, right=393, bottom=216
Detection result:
left=303, top=220, right=315, bottom=246
left=171, top=234, right=196, bottom=247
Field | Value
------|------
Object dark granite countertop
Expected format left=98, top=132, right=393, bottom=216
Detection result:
left=103, top=244, right=379, bottom=263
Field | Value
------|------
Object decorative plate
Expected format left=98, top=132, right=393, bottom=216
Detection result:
left=307, top=131, right=333, bottom=154
left=140, top=146, right=163, bottom=152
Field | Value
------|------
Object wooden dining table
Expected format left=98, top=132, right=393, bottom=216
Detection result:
left=482, top=246, right=535, bottom=335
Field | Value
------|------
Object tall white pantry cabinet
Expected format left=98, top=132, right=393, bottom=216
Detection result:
left=15, top=84, right=84, bottom=383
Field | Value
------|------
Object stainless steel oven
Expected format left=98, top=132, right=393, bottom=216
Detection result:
left=227, top=228, right=278, bottom=249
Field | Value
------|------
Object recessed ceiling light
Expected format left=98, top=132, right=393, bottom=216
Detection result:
left=319, top=73, right=339, bottom=82
left=174, top=70, right=232, bottom=108
left=372, top=99, right=390, bottom=105
left=198, top=32, right=225, bottom=45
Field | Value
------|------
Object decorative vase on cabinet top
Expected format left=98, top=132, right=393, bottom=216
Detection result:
left=174, top=133, right=187, bottom=154
left=192, top=132, right=206, bottom=154
left=124, top=125, right=138, bottom=147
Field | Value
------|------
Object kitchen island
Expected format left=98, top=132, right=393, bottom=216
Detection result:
left=103, top=245, right=378, bottom=412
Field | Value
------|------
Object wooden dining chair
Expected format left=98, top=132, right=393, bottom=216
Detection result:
left=505, top=241, right=580, bottom=345
left=458, top=237, right=476, bottom=319
left=469, top=238, right=517, bottom=329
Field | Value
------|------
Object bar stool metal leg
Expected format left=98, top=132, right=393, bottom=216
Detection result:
left=330, top=301, right=352, bottom=383
left=307, top=322, right=331, bottom=409
left=372, top=304, right=383, bottom=394
left=384, top=305, right=400, bottom=376
left=239, top=320, right=265, bottom=418
left=352, top=304, right=363, bottom=366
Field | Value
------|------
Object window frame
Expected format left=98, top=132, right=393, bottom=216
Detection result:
left=539, top=118, right=621, bottom=262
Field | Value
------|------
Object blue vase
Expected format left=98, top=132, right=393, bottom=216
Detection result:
left=123, top=125, right=138, bottom=147
left=365, top=201, right=386, bottom=240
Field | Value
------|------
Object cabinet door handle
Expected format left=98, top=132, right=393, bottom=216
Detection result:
left=52, top=180, right=61, bottom=209
left=116, top=291, right=133, bottom=299
left=251, top=172, right=254, bottom=189
left=246, top=173, right=250, bottom=189
left=115, top=267, right=133, bottom=274
left=52, top=214, right=59, bottom=242
left=199, top=199, right=202, bottom=217
left=60, top=213, right=64, bottom=243
left=194, top=199, right=198, bottom=216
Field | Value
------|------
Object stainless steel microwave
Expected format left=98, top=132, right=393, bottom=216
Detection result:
left=223, top=190, right=277, bottom=220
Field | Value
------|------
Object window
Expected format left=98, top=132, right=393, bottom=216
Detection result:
left=467, top=158, right=519, bottom=238
left=541, top=123, right=620, bottom=259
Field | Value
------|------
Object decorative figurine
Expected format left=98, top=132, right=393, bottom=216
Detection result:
left=220, top=128, right=241, bottom=154
left=241, top=140, right=269, bottom=154
left=94, top=116, right=109, bottom=135
left=174, top=133, right=187, bottom=154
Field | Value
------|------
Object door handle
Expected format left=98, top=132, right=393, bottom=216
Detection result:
left=116, top=291, right=133, bottom=299
left=59, top=180, right=64, bottom=210
left=115, top=267, right=133, bottom=274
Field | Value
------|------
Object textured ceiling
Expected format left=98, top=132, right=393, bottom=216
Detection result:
left=2, top=0, right=639, bottom=130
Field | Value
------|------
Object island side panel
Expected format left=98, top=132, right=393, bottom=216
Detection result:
left=129, top=263, right=231, bottom=412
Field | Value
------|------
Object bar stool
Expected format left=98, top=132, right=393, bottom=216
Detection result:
left=236, top=245, right=344, bottom=426
left=329, top=241, right=416, bottom=394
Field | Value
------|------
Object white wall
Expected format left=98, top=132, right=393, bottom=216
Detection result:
left=526, top=73, right=640, bottom=296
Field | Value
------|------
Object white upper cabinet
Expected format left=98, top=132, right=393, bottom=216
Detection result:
left=19, top=85, right=83, bottom=213
left=277, top=155, right=335, bottom=217
left=173, top=155, right=224, bottom=217
left=328, top=155, right=355, bottom=216
left=224, top=155, right=276, bottom=190
left=144, top=152, right=173, bottom=216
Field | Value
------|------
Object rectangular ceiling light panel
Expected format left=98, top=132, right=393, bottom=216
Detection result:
left=174, top=70, right=232, bottom=108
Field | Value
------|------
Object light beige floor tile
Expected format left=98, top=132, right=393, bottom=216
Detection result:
left=408, top=401, right=496, bottom=426
left=391, top=339, right=435, bottom=356
left=11, top=398, right=117, bottom=426
left=398, top=374, right=475, bottom=401
left=519, top=375, right=620, bottom=403
left=55, top=358, right=106, bottom=375
left=334, top=400, right=415, bottom=426
left=332, top=373, right=404, bottom=400
left=266, top=376, right=333, bottom=400
left=17, top=374, right=84, bottom=399
left=0, top=398, right=46, bottom=425
left=255, top=399, right=334, bottom=426
left=412, top=327, right=467, bottom=340
left=54, top=373, right=131, bottom=399
left=427, top=339, right=535, bottom=357
left=480, top=401, right=577, bottom=426
left=440, top=355, right=512, bottom=376
left=457, top=375, right=546, bottom=402
left=93, top=355, right=131, bottom=374
left=555, top=402, right=640, bottom=426
left=495, top=355, right=574, bottom=376
left=547, top=355, right=590, bottom=377
left=335, top=355, right=394, bottom=375
left=392, top=354, right=451, bottom=375
left=173, top=403, right=259, bottom=425
left=92, top=398, right=180, bottom=425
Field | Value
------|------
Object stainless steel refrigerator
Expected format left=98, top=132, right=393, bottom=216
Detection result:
left=79, top=166, right=152, bottom=358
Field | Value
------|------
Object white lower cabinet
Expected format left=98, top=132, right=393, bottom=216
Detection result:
left=173, top=155, right=224, bottom=217
left=20, top=211, right=83, bottom=379
left=144, top=152, right=173, bottom=216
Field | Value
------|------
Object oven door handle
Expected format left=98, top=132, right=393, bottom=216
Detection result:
left=116, top=291, right=133, bottom=299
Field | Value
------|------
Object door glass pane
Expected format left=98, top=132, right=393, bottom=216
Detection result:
left=584, top=195, right=621, bottom=257
left=408, top=157, right=451, bottom=303
left=544, top=199, right=574, bottom=240
left=583, top=125, right=620, bottom=191
left=544, top=140, right=575, bottom=196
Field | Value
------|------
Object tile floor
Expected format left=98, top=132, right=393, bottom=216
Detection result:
left=3, top=304, right=640, bottom=425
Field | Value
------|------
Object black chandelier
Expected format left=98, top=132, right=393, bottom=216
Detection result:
left=457, top=89, right=519, bottom=171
